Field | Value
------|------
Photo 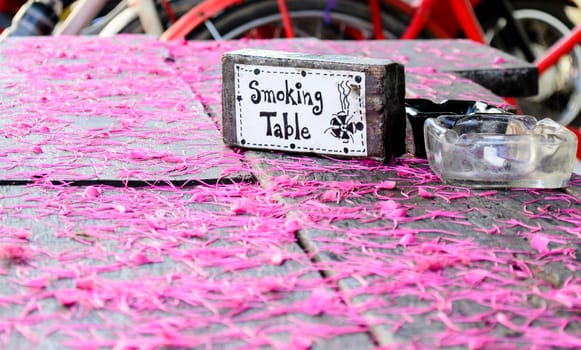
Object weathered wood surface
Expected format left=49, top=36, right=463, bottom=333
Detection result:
left=246, top=152, right=580, bottom=348
left=0, top=36, right=248, bottom=185
left=171, top=38, right=579, bottom=348
left=0, top=185, right=374, bottom=349
left=0, top=36, right=577, bottom=349
left=325, top=39, right=539, bottom=97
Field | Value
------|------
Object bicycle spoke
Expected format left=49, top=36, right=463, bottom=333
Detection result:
left=204, top=20, right=223, bottom=40
left=315, top=17, right=324, bottom=38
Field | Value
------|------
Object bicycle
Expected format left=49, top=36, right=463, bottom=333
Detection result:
left=0, top=0, right=200, bottom=37
left=158, top=0, right=581, bottom=127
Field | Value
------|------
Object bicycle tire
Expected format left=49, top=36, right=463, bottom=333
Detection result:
left=185, top=0, right=408, bottom=40
left=478, top=0, right=581, bottom=126
left=113, top=0, right=202, bottom=34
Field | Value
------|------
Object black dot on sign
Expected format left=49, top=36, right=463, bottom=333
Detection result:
left=290, top=143, right=296, bottom=149
left=254, top=69, right=260, bottom=75
left=355, top=76, right=362, bottom=83
left=301, top=71, right=307, bottom=77
left=296, top=82, right=302, bottom=89
left=241, top=139, right=246, bottom=145
left=343, top=147, right=349, bottom=154
left=237, top=95, right=242, bottom=101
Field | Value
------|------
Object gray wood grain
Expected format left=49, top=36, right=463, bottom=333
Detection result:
left=0, top=35, right=566, bottom=349
left=174, top=38, right=577, bottom=347
left=247, top=150, right=580, bottom=347
left=0, top=36, right=248, bottom=185
left=0, top=186, right=374, bottom=349
left=321, top=39, right=538, bottom=97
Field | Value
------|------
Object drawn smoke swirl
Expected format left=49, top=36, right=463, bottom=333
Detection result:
left=325, top=81, right=364, bottom=143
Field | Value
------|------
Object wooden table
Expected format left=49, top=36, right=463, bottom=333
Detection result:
left=0, top=35, right=578, bottom=349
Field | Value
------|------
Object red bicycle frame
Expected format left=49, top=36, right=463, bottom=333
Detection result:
left=536, top=25, right=581, bottom=75
left=160, top=0, right=487, bottom=42
left=401, top=0, right=485, bottom=42
left=160, top=0, right=581, bottom=96
left=160, top=0, right=241, bottom=40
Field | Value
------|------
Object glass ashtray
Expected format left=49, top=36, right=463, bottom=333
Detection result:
left=424, top=114, right=578, bottom=188
left=406, top=99, right=507, bottom=158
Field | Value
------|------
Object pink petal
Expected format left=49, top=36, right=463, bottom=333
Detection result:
left=284, top=219, right=301, bottom=232
left=379, top=199, right=400, bottom=213
left=461, top=269, right=490, bottom=285
left=530, top=235, right=551, bottom=253
left=399, top=233, right=416, bottom=246
left=493, top=56, right=507, bottom=64
left=84, top=186, right=101, bottom=199
left=75, top=275, right=96, bottom=290
left=54, top=289, right=78, bottom=306
left=0, top=244, right=33, bottom=263
left=270, top=250, right=285, bottom=265
left=319, top=189, right=340, bottom=203
left=376, top=180, right=396, bottom=190
left=12, top=228, right=31, bottom=240
left=418, top=187, right=434, bottom=198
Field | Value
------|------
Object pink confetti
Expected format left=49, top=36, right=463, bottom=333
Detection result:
left=0, top=36, right=575, bottom=350
left=319, top=189, right=341, bottom=203
left=418, top=187, right=434, bottom=198
left=460, top=269, right=490, bottom=286
left=54, top=289, right=79, bottom=307
left=9, top=227, right=31, bottom=240
left=493, top=56, right=507, bottom=64
left=284, top=219, right=301, bottom=232
left=398, top=233, right=416, bottom=246
left=84, top=186, right=102, bottom=199
left=376, top=180, right=397, bottom=190
left=270, top=249, right=285, bottom=265
left=75, top=275, right=96, bottom=290
left=0, top=244, right=33, bottom=264
left=378, top=200, right=407, bottom=219
left=529, top=235, right=551, bottom=253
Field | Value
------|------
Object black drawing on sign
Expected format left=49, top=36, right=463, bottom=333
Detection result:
left=325, top=80, right=364, bottom=143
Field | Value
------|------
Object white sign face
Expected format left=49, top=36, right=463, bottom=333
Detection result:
left=234, top=64, right=367, bottom=156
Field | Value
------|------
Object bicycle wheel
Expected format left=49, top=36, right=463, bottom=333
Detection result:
left=479, top=0, right=581, bottom=126
left=186, top=0, right=408, bottom=40
left=102, top=0, right=202, bottom=34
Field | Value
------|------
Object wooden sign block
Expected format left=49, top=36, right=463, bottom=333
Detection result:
left=221, top=49, right=406, bottom=162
